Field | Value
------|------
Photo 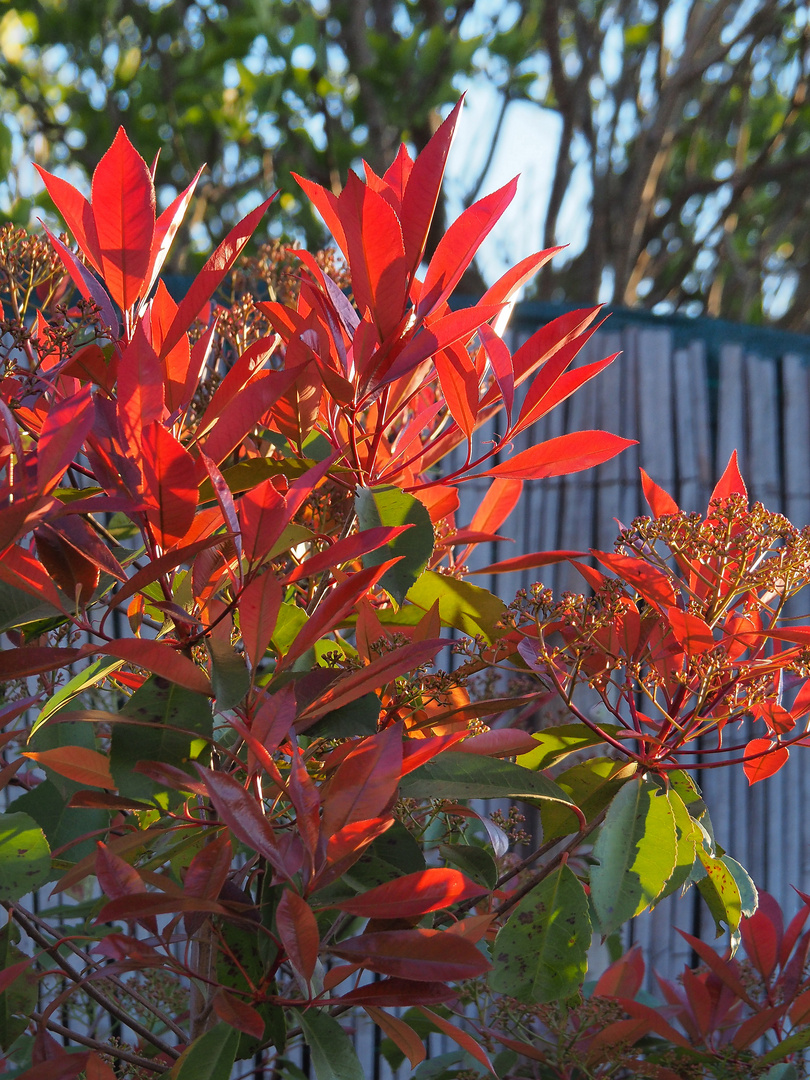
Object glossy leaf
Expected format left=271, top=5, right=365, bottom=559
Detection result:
left=22, top=747, right=115, bottom=790
left=406, top=570, right=506, bottom=643
left=400, top=752, right=576, bottom=809
left=276, top=889, right=319, bottom=987
left=166, top=1023, right=240, bottom=1080
left=591, top=777, right=678, bottom=935
left=328, top=928, right=491, bottom=981
left=0, top=812, right=51, bottom=901
left=490, top=864, right=591, bottom=1003
left=355, top=485, right=434, bottom=605
left=332, top=868, right=486, bottom=918
left=296, top=1008, right=364, bottom=1080
left=365, top=1006, right=426, bottom=1069
left=141, top=421, right=198, bottom=548
left=477, top=430, right=635, bottom=480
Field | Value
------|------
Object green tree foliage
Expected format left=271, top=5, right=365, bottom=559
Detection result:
left=1, top=1, right=808, bottom=323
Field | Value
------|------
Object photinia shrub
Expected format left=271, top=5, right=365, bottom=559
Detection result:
left=0, top=104, right=807, bottom=1079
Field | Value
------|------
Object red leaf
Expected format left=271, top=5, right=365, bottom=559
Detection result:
left=666, top=607, right=715, bottom=655
left=743, top=739, right=789, bottom=785
left=142, top=166, right=203, bottom=302
left=0, top=543, right=65, bottom=610
left=160, top=196, right=276, bottom=359
left=23, top=747, right=115, bottom=790
left=37, top=384, right=95, bottom=495
left=593, top=552, right=678, bottom=610
left=740, top=892, right=781, bottom=979
left=593, top=944, right=645, bottom=999
left=321, top=723, right=403, bottom=835
left=0, top=956, right=33, bottom=997
left=469, top=549, right=584, bottom=575
left=287, top=741, right=321, bottom=865
left=292, top=173, right=348, bottom=259
left=34, top=523, right=100, bottom=602
left=340, top=172, right=409, bottom=339
left=434, top=342, right=479, bottom=442
left=372, top=304, right=503, bottom=391
left=479, top=247, right=562, bottom=307
left=198, top=367, right=298, bottom=468
left=100, top=639, right=211, bottom=695
left=281, top=560, right=401, bottom=668
left=318, top=816, right=395, bottom=889
left=675, top=929, right=753, bottom=1004
left=95, top=841, right=146, bottom=900
left=238, top=572, right=283, bottom=669
left=149, top=281, right=193, bottom=416
left=333, top=977, right=455, bottom=1007
left=400, top=98, right=463, bottom=273
left=477, top=431, right=636, bottom=480
left=91, top=127, right=156, bottom=311
left=141, top=422, right=198, bottom=548
left=453, top=728, right=539, bottom=757
left=184, top=835, right=232, bottom=900
left=96, top=893, right=228, bottom=923
left=327, top=928, right=491, bottom=981
left=640, top=468, right=680, bottom=517
left=478, top=323, right=514, bottom=426
left=365, top=1006, right=426, bottom=1068
left=709, top=449, right=748, bottom=509
left=14, top=1053, right=92, bottom=1080
left=110, top=534, right=227, bottom=611
left=0, top=646, right=88, bottom=681
left=286, top=525, right=412, bottom=584
left=117, top=321, right=164, bottom=449
left=43, top=228, right=119, bottom=337
left=236, top=478, right=289, bottom=571
left=34, top=165, right=102, bottom=273
left=276, top=889, right=319, bottom=985
left=332, top=869, right=485, bottom=919
left=417, top=177, right=518, bottom=319
left=195, top=764, right=294, bottom=879
left=212, top=990, right=265, bottom=1040
left=418, top=1007, right=494, bottom=1076
left=752, top=701, right=796, bottom=735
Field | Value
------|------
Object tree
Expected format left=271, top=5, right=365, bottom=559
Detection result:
left=2, top=0, right=809, bottom=327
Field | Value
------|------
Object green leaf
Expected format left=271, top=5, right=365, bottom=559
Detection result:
left=0, top=923, right=37, bottom=1050
left=439, top=843, right=498, bottom=889
left=406, top=570, right=507, bottom=643
left=723, top=855, right=757, bottom=918
left=355, top=484, right=434, bottom=605
left=296, top=1008, right=364, bottom=1080
left=0, top=578, right=62, bottom=634
left=307, top=692, right=380, bottom=738
left=654, top=788, right=701, bottom=905
left=760, top=1028, right=810, bottom=1067
left=167, top=1023, right=240, bottom=1080
left=0, top=812, right=51, bottom=901
left=412, top=1051, right=467, bottom=1080
left=490, top=864, right=591, bottom=1002
left=518, top=723, right=621, bottom=771
left=400, top=752, right=575, bottom=808
left=111, top=676, right=212, bottom=802
left=30, top=657, right=125, bottom=738
left=696, top=846, right=743, bottom=937
left=761, top=1064, right=799, bottom=1079
left=208, top=635, right=250, bottom=711
left=12, top=780, right=107, bottom=867
left=590, top=777, right=678, bottom=935
left=271, top=602, right=309, bottom=656
left=540, top=758, right=634, bottom=841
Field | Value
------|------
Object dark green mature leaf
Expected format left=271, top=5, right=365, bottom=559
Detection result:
left=13, top=779, right=107, bottom=867
left=490, top=864, right=591, bottom=1002
left=406, top=571, right=507, bottom=643
left=0, top=922, right=37, bottom=1050
left=167, top=1023, right=240, bottom=1080
left=400, top=752, right=574, bottom=807
left=308, top=692, right=380, bottom=738
left=111, top=675, right=212, bottom=802
left=0, top=578, right=63, bottom=634
left=356, top=484, right=434, bottom=605
left=439, top=843, right=498, bottom=889
left=590, top=776, right=678, bottom=935
left=296, top=1008, right=364, bottom=1080
left=0, top=812, right=51, bottom=901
